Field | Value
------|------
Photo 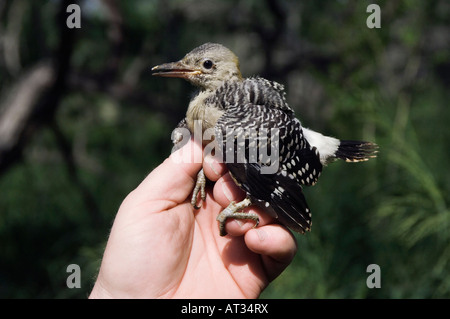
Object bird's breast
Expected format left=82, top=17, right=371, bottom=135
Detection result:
left=186, top=91, right=224, bottom=144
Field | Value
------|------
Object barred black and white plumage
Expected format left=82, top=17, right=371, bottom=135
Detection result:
left=212, top=77, right=322, bottom=233
left=153, top=42, right=378, bottom=236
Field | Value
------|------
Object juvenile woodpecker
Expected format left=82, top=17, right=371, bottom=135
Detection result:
left=152, top=43, right=378, bottom=236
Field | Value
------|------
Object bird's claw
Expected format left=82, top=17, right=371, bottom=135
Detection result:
left=191, top=169, right=206, bottom=209
left=216, top=198, right=258, bottom=236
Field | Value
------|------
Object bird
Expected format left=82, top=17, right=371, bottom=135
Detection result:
left=152, top=42, right=378, bottom=236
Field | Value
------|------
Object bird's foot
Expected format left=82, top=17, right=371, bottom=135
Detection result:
left=191, top=169, right=206, bottom=209
left=216, top=198, right=259, bottom=236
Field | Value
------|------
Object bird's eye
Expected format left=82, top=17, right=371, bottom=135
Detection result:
left=203, top=60, right=213, bottom=69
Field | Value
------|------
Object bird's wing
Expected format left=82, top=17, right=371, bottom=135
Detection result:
left=213, top=78, right=323, bottom=233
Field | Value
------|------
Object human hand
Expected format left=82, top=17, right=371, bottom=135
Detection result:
left=89, top=139, right=297, bottom=298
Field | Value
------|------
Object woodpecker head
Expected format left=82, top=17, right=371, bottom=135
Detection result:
left=152, top=43, right=242, bottom=90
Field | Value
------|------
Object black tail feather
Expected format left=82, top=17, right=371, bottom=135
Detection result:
left=335, top=140, right=378, bottom=162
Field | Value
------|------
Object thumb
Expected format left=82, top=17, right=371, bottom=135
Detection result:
left=129, top=138, right=204, bottom=205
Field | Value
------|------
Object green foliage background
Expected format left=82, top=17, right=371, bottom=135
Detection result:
left=0, top=0, right=448, bottom=298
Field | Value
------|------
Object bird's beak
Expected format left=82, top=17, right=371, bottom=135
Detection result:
left=151, top=61, right=201, bottom=79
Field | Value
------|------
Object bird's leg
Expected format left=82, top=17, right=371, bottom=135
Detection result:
left=216, top=198, right=259, bottom=236
left=191, top=168, right=206, bottom=209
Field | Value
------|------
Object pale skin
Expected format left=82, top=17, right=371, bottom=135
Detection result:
left=89, top=139, right=297, bottom=298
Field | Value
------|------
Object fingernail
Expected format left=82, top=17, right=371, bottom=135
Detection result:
left=205, top=155, right=221, bottom=177
left=234, top=219, right=243, bottom=227
left=256, top=228, right=268, bottom=241
left=221, top=180, right=234, bottom=202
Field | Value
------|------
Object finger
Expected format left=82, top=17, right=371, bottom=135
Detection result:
left=213, top=172, right=246, bottom=206
left=213, top=173, right=276, bottom=236
left=203, top=153, right=228, bottom=181
left=244, top=224, right=297, bottom=281
left=223, top=206, right=276, bottom=237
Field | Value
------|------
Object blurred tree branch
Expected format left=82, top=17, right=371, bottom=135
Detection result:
left=0, top=0, right=75, bottom=174
left=0, top=0, right=103, bottom=225
left=0, top=62, right=55, bottom=173
left=3, top=0, right=25, bottom=76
